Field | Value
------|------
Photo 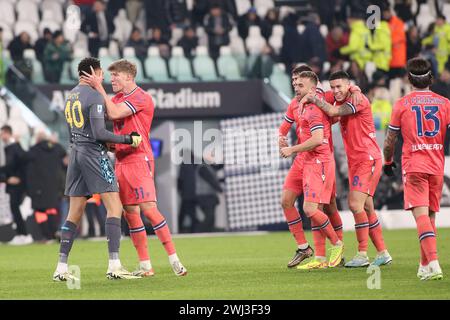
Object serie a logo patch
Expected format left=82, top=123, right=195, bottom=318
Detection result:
left=97, top=104, right=103, bottom=113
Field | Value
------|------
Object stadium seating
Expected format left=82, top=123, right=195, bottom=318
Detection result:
left=112, top=9, right=133, bottom=47
left=196, top=26, right=208, bottom=47
left=7, top=106, right=31, bottom=148
left=0, top=22, right=14, bottom=47
left=254, top=0, right=274, bottom=18
left=23, top=48, right=45, bottom=84
left=169, top=46, right=196, bottom=82
left=170, top=27, right=184, bottom=47
left=40, top=0, right=64, bottom=24
left=229, top=27, right=247, bottom=75
left=320, top=24, right=328, bottom=38
left=269, top=63, right=292, bottom=97
left=122, top=46, right=148, bottom=83
left=70, top=47, right=89, bottom=82
left=192, top=46, right=218, bottom=81
left=416, top=4, right=435, bottom=35
left=297, top=24, right=305, bottom=34
left=59, top=61, right=73, bottom=85
left=98, top=47, right=114, bottom=83
left=365, top=61, right=377, bottom=82
left=245, top=25, right=266, bottom=55
left=144, top=46, right=170, bottom=82
left=108, top=40, right=121, bottom=59
left=217, top=46, right=242, bottom=80
left=0, top=97, right=8, bottom=127
left=268, top=24, right=283, bottom=55
left=0, top=0, right=15, bottom=28
left=235, top=0, right=252, bottom=16
left=39, top=9, right=62, bottom=35
left=14, top=20, right=39, bottom=44
left=16, top=0, right=39, bottom=25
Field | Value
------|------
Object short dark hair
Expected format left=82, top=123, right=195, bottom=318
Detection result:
left=78, top=57, right=101, bottom=77
left=1, top=125, right=12, bottom=135
left=407, top=57, right=433, bottom=89
left=292, top=64, right=312, bottom=75
left=329, top=70, right=351, bottom=81
left=298, top=71, right=318, bottom=85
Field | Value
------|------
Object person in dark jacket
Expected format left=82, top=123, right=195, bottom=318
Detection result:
left=302, top=13, right=327, bottom=65
left=177, top=26, right=199, bottom=58
left=0, top=125, right=32, bottom=245
left=23, top=131, right=67, bottom=241
left=81, top=0, right=115, bottom=57
left=34, top=28, right=53, bottom=64
left=237, top=7, right=261, bottom=40
left=7, top=32, right=33, bottom=63
left=204, top=4, right=233, bottom=59
left=177, top=150, right=199, bottom=233
left=166, top=0, right=190, bottom=29
left=126, top=27, right=148, bottom=63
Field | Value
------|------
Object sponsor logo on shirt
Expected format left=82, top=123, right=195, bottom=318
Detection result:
left=411, top=144, right=443, bottom=151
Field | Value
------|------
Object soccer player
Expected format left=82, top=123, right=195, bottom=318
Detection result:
left=306, top=71, right=392, bottom=267
left=280, top=71, right=344, bottom=269
left=81, top=60, right=187, bottom=277
left=383, top=58, right=446, bottom=280
left=279, top=65, right=345, bottom=268
left=53, top=57, right=143, bottom=281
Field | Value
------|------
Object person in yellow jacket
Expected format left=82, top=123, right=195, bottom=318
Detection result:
left=422, top=14, right=450, bottom=74
left=368, top=19, right=392, bottom=73
left=340, top=15, right=372, bottom=70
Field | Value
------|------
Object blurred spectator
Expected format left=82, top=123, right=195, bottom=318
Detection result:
left=431, top=62, right=450, bottom=99
left=340, top=14, right=372, bottom=71
left=126, top=27, right=148, bottom=63
left=204, top=5, right=233, bottom=60
left=406, top=25, right=422, bottom=60
left=81, top=0, right=115, bottom=57
left=145, top=0, right=171, bottom=36
left=23, top=130, right=67, bottom=242
left=0, top=27, right=4, bottom=85
left=325, top=25, right=349, bottom=64
left=348, top=60, right=369, bottom=93
left=368, top=83, right=392, bottom=130
left=0, top=125, right=31, bottom=245
left=166, top=0, right=190, bottom=29
left=73, top=0, right=96, bottom=20
left=125, top=0, right=143, bottom=24
left=148, top=27, right=171, bottom=59
left=34, top=28, right=53, bottom=64
left=192, top=0, right=210, bottom=27
left=237, top=7, right=261, bottom=40
left=280, top=13, right=303, bottom=72
left=316, top=0, right=336, bottom=29
left=85, top=194, right=106, bottom=237
left=248, top=44, right=276, bottom=78
left=422, top=14, right=450, bottom=74
left=177, top=26, right=199, bottom=59
left=260, top=8, right=279, bottom=40
left=383, top=6, right=406, bottom=80
left=394, top=0, right=414, bottom=26
left=368, top=17, right=392, bottom=74
left=8, top=32, right=32, bottom=62
left=178, top=150, right=199, bottom=233
left=43, top=31, right=72, bottom=83
left=302, top=14, right=327, bottom=65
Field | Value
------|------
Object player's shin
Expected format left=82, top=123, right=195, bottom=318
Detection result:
left=105, top=217, right=122, bottom=270
left=57, top=220, right=78, bottom=273
left=124, top=211, right=150, bottom=262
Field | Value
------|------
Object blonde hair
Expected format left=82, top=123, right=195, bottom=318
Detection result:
left=108, top=59, right=137, bottom=78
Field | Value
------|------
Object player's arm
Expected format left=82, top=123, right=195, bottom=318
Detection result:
left=382, top=127, right=399, bottom=176
left=280, top=128, right=323, bottom=158
left=307, top=95, right=355, bottom=117
left=81, top=67, right=134, bottom=120
left=89, top=105, right=142, bottom=147
left=278, top=102, right=295, bottom=149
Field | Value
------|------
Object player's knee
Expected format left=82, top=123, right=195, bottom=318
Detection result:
left=348, top=199, right=363, bottom=214
left=281, top=197, right=294, bottom=210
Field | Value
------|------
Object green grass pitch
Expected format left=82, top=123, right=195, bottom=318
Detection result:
left=0, top=228, right=449, bottom=300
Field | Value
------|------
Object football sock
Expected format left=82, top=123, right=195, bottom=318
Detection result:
left=310, top=210, right=339, bottom=245
left=143, top=207, right=176, bottom=255
left=311, top=221, right=326, bottom=257
left=105, top=217, right=122, bottom=264
left=283, top=207, right=308, bottom=247
left=367, top=211, right=386, bottom=253
left=415, top=215, right=438, bottom=263
left=329, top=211, right=343, bottom=241
left=354, top=211, right=369, bottom=253
left=58, top=220, right=77, bottom=265
left=123, top=211, right=150, bottom=262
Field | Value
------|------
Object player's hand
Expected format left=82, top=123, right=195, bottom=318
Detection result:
left=349, top=85, right=362, bottom=106
left=383, top=161, right=397, bottom=177
left=7, top=176, right=21, bottom=185
left=279, top=136, right=288, bottom=149
left=280, top=147, right=294, bottom=158
left=81, top=66, right=103, bottom=91
left=129, top=132, right=142, bottom=148
left=106, top=143, right=116, bottom=152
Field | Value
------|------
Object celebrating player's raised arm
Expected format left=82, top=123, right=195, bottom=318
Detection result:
left=307, top=94, right=356, bottom=117
left=281, top=128, right=323, bottom=157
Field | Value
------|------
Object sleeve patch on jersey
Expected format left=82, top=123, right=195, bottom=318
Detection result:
left=97, top=105, right=103, bottom=113
left=124, top=100, right=137, bottom=114
left=284, top=115, right=294, bottom=123
left=346, top=102, right=357, bottom=114
left=310, top=125, right=324, bottom=132
left=388, top=125, right=400, bottom=131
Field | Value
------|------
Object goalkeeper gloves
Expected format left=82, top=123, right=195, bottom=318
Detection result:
left=128, top=132, right=142, bottom=148
left=383, top=160, right=397, bottom=177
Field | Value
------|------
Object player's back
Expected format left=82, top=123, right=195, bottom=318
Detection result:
left=390, top=90, right=450, bottom=175
left=112, top=86, right=154, bottom=162
left=65, top=84, right=106, bottom=154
